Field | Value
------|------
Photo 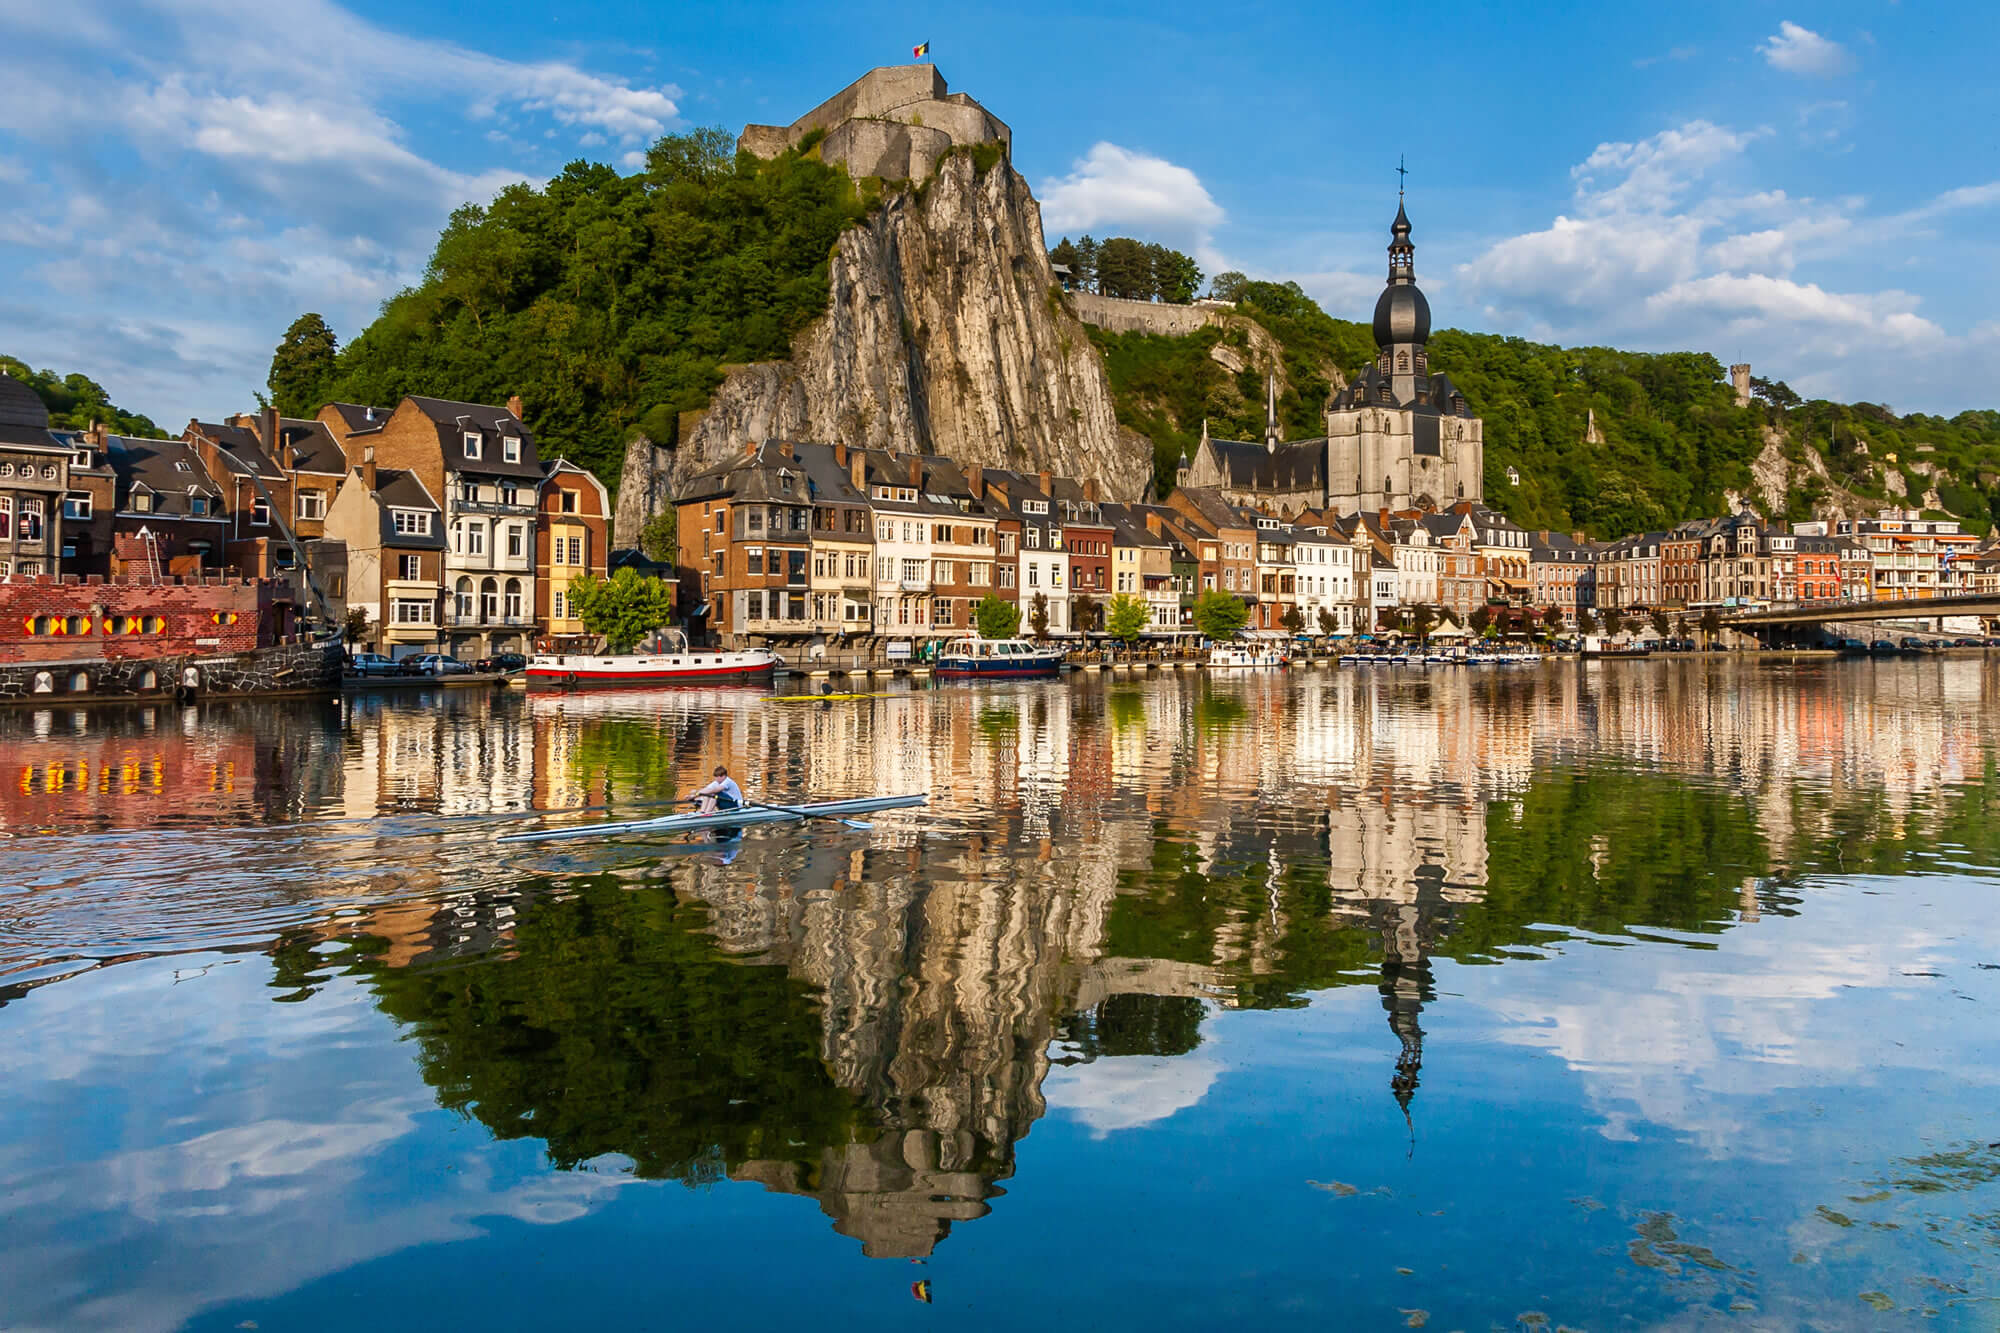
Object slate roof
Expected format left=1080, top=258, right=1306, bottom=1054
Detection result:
left=1330, top=365, right=1474, bottom=418
left=1206, top=436, right=1328, bottom=493
left=0, top=371, right=63, bottom=448
left=107, top=436, right=226, bottom=519
left=375, top=469, right=445, bottom=550
left=325, top=402, right=393, bottom=435
left=405, top=396, right=544, bottom=480
left=188, top=421, right=286, bottom=479
left=272, top=418, right=346, bottom=474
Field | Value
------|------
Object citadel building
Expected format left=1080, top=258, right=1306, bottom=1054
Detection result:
left=1179, top=199, right=1484, bottom=516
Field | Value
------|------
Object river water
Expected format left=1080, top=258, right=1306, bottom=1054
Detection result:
left=2, top=660, right=1998, bottom=1330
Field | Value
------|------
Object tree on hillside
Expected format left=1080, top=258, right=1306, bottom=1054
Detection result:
left=639, top=510, right=678, bottom=563
left=1150, top=246, right=1202, bottom=304
left=1095, top=238, right=1154, bottom=300
left=974, top=594, right=1022, bottom=639
left=1750, top=375, right=1802, bottom=413
left=1106, top=594, right=1150, bottom=644
left=267, top=313, right=340, bottom=419
left=1209, top=271, right=1249, bottom=303
left=644, top=126, right=734, bottom=185
left=1191, top=589, right=1248, bottom=641
left=0, top=356, right=163, bottom=436
left=567, top=567, right=676, bottom=653
left=1027, top=592, right=1051, bottom=639
left=1072, top=235, right=1099, bottom=291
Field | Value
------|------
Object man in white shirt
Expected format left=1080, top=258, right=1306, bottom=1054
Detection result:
left=693, top=765, right=743, bottom=815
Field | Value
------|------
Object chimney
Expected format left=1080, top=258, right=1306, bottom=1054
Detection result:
left=1083, top=478, right=1100, bottom=502
left=361, top=445, right=377, bottom=492
left=507, top=393, right=524, bottom=421
left=907, top=455, right=923, bottom=488
left=968, top=469, right=984, bottom=500
left=746, top=439, right=760, bottom=458
left=88, top=419, right=106, bottom=448
left=1037, top=469, right=1053, bottom=495
left=262, top=404, right=280, bottom=458
left=850, top=449, right=867, bottom=495
left=1145, top=512, right=1162, bottom=537
left=833, top=441, right=848, bottom=468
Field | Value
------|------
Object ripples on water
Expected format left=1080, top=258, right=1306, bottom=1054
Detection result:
left=2, top=660, right=1998, bottom=1330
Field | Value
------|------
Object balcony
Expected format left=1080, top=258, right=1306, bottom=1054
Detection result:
left=453, top=497, right=537, bottom=518
left=899, top=577, right=929, bottom=592
left=445, top=609, right=531, bottom=628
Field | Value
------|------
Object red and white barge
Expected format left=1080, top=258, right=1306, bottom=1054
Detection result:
left=525, top=629, right=780, bottom=690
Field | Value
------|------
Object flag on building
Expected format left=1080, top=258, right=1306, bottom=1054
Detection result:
left=913, top=40, right=930, bottom=57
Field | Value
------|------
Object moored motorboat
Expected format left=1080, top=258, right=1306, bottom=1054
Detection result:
left=1206, top=639, right=1289, bottom=669
left=526, top=628, right=779, bottom=689
left=933, top=636, right=1066, bottom=679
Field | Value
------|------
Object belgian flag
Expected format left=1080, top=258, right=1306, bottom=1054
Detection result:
left=912, top=40, right=929, bottom=58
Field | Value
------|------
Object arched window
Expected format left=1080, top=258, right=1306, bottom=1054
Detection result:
left=479, top=576, right=500, bottom=622
left=454, top=576, right=474, bottom=619
left=32, top=671, right=53, bottom=693
left=138, top=669, right=158, bottom=691
left=1383, top=476, right=1393, bottom=495
left=20, top=500, right=42, bottom=540
left=68, top=671, right=89, bottom=693
left=1396, top=350, right=1409, bottom=372
left=0, top=496, right=10, bottom=539
left=504, top=577, right=523, bottom=620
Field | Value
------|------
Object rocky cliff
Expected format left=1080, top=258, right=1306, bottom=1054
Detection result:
left=664, top=154, right=1148, bottom=499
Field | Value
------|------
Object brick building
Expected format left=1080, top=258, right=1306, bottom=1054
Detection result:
left=536, top=459, right=610, bottom=641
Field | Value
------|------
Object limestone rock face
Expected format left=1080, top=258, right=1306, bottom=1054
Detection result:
left=671, top=156, right=1146, bottom=499
left=612, top=433, right=672, bottom=550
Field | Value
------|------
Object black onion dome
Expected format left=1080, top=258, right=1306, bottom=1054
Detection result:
left=1373, top=283, right=1431, bottom=348
left=0, top=371, right=50, bottom=429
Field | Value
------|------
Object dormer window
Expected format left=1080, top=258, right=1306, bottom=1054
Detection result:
left=463, top=432, right=483, bottom=460
left=502, top=435, right=521, bottom=463
left=132, top=493, right=152, bottom=513
left=190, top=496, right=209, bottom=516
left=73, top=449, right=93, bottom=469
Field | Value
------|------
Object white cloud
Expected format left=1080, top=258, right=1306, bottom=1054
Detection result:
left=1038, top=142, right=1226, bottom=270
left=1758, top=21, right=1854, bottom=78
left=0, top=0, right=681, bottom=425
left=1453, top=118, right=2000, bottom=410
left=1044, top=1053, right=1222, bottom=1136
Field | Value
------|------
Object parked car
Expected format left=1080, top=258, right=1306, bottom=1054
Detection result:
left=470, top=652, right=527, bottom=674
left=1836, top=638, right=1867, bottom=655
left=1899, top=637, right=1931, bottom=654
left=409, top=653, right=471, bottom=676
left=346, top=652, right=399, bottom=677
left=1952, top=637, right=1982, bottom=648
left=1870, top=639, right=1900, bottom=655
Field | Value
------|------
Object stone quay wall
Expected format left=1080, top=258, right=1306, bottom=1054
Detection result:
left=0, top=634, right=340, bottom=706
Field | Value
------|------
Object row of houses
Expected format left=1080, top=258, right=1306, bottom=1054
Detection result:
left=674, top=440, right=1549, bottom=647
left=0, top=372, right=611, bottom=658
left=678, top=439, right=2000, bottom=650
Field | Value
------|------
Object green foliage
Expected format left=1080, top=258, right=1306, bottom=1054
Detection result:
left=1191, top=588, right=1247, bottom=640
left=638, top=510, right=678, bottom=562
left=1027, top=591, right=1050, bottom=639
left=1105, top=593, right=1150, bottom=642
left=1409, top=603, right=1436, bottom=641
left=974, top=593, right=1022, bottom=639
left=1698, top=607, right=1722, bottom=644
left=1278, top=605, right=1305, bottom=634
left=341, top=606, right=370, bottom=645
left=1577, top=607, right=1598, bottom=635
left=1053, top=235, right=1200, bottom=302
left=320, top=132, right=875, bottom=485
left=267, top=313, right=339, bottom=418
left=1470, top=605, right=1493, bottom=636
left=0, top=355, right=164, bottom=436
left=1071, top=592, right=1102, bottom=633
left=567, top=566, right=676, bottom=652
left=1208, top=270, right=1248, bottom=302
left=1316, top=606, right=1338, bottom=635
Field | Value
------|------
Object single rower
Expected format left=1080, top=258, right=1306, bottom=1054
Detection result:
left=691, top=765, right=743, bottom=816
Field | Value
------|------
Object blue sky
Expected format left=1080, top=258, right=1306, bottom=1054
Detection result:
left=2, top=0, right=1994, bottom=428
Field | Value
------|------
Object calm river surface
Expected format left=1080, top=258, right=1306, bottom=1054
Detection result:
left=3, top=660, right=1999, bottom=1330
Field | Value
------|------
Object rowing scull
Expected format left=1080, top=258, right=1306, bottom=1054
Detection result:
left=497, top=793, right=927, bottom=845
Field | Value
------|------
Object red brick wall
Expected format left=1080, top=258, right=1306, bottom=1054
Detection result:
left=0, top=576, right=285, bottom=664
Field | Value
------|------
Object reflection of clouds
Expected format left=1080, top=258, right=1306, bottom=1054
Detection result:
left=0, top=961, right=641, bottom=1333
left=1470, top=877, right=2000, bottom=1159
left=1044, top=1055, right=1223, bottom=1136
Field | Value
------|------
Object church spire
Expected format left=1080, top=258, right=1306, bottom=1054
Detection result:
left=1264, top=374, right=1280, bottom=453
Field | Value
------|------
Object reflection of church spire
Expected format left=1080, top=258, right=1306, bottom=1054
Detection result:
left=1380, top=953, right=1433, bottom=1135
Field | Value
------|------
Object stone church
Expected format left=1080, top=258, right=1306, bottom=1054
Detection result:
left=1179, top=200, right=1484, bottom=516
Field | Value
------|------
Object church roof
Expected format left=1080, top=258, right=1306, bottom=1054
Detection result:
left=1331, top=365, right=1474, bottom=418
left=1204, top=435, right=1328, bottom=492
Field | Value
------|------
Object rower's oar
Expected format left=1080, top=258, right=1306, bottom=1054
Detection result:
left=744, top=796, right=874, bottom=830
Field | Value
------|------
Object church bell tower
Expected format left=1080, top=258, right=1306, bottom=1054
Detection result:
left=1372, top=190, right=1432, bottom=406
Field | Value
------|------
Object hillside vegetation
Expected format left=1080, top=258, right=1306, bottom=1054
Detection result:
left=0, top=355, right=164, bottom=437
left=1090, top=283, right=2000, bottom=537
left=290, top=129, right=879, bottom=482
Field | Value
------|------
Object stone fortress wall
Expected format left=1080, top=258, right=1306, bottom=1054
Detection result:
left=1067, top=292, right=1234, bottom=338
left=739, top=64, right=1011, bottom=182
